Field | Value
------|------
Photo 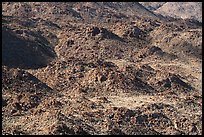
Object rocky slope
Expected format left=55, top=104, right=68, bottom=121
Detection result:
left=139, top=2, right=166, bottom=11
left=2, top=2, right=202, bottom=135
left=140, top=2, right=202, bottom=23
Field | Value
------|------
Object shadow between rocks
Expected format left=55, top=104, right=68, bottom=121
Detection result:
left=2, top=26, right=56, bottom=69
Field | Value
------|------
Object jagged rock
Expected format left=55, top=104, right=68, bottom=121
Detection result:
left=87, top=26, right=100, bottom=36
left=124, top=26, right=143, bottom=38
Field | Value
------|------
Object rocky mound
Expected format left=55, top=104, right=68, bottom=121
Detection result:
left=134, top=45, right=178, bottom=62
left=150, top=23, right=202, bottom=60
left=2, top=2, right=202, bottom=135
left=86, top=26, right=124, bottom=41
left=2, top=66, right=53, bottom=118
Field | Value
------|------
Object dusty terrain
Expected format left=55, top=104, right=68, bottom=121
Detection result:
left=2, top=2, right=202, bottom=135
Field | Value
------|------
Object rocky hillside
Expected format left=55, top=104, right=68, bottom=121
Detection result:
left=139, top=2, right=166, bottom=11
left=140, top=2, right=202, bottom=23
left=2, top=2, right=202, bottom=135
